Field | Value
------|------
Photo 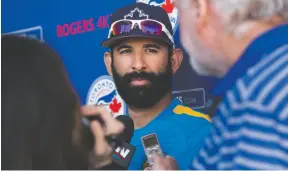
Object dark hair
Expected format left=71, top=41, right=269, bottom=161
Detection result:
left=2, top=35, right=88, bottom=169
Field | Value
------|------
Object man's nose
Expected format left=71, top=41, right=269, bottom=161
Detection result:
left=131, top=52, right=147, bottom=71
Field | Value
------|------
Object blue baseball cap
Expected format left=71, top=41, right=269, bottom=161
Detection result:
left=101, top=3, right=174, bottom=48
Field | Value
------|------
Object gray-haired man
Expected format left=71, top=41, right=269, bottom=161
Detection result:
left=150, top=0, right=288, bottom=169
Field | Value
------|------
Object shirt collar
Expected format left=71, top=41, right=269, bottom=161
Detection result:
left=143, top=98, right=181, bottom=118
left=132, top=98, right=181, bottom=131
left=211, top=24, right=288, bottom=96
left=166, top=98, right=182, bottom=113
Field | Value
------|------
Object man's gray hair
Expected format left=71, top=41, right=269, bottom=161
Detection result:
left=181, top=0, right=288, bottom=35
left=212, top=0, right=287, bottom=31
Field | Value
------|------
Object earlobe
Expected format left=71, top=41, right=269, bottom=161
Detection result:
left=104, top=52, right=113, bottom=76
left=171, top=48, right=183, bottom=74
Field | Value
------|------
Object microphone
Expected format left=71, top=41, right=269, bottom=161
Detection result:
left=84, top=115, right=136, bottom=170
left=114, top=115, right=134, bottom=143
left=110, top=115, right=136, bottom=170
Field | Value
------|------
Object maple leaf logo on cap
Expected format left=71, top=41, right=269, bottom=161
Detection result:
left=124, top=7, right=149, bottom=20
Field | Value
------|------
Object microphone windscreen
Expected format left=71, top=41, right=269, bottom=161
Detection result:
left=115, top=115, right=134, bottom=143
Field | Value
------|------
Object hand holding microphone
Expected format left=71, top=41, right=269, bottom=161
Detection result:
left=81, top=105, right=136, bottom=170
left=81, top=105, right=124, bottom=169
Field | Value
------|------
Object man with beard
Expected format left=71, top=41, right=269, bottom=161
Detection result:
left=100, top=3, right=213, bottom=170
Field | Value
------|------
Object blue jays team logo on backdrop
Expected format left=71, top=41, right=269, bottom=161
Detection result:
left=86, top=75, right=127, bottom=117
left=2, top=26, right=44, bottom=41
left=137, top=0, right=178, bottom=34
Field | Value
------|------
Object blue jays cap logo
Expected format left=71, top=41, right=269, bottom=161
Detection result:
left=124, top=7, right=149, bottom=20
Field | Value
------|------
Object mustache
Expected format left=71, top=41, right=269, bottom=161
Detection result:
left=122, top=71, right=157, bottom=83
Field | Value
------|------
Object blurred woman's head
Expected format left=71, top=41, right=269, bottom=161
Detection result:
left=2, top=35, right=86, bottom=169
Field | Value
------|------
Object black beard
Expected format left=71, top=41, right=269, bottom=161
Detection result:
left=111, top=64, right=172, bottom=109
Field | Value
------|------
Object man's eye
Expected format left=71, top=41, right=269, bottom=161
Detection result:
left=146, top=49, right=158, bottom=53
left=120, top=49, right=132, bottom=54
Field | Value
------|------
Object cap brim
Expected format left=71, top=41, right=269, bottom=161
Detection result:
left=101, top=33, right=174, bottom=48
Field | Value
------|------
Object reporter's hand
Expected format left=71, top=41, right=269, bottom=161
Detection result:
left=81, top=105, right=124, bottom=169
left=144, top=155, right=178, bottom=170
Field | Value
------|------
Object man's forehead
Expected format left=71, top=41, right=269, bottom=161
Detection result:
left=114, top=37, right=166, bottom=48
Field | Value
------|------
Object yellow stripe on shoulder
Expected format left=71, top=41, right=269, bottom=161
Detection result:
left=173, top=105, right=211, bottom=122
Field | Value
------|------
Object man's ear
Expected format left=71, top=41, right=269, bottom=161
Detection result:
left=104, top=52, right=113, bottom=76
left=171, top=48, right=183, bottom=74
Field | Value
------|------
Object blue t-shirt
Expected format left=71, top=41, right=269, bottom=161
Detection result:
left=128, top=98, right=213, bottom=170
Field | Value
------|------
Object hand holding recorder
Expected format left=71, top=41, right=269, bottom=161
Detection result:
left=142, top=133, right=178, bottom=170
